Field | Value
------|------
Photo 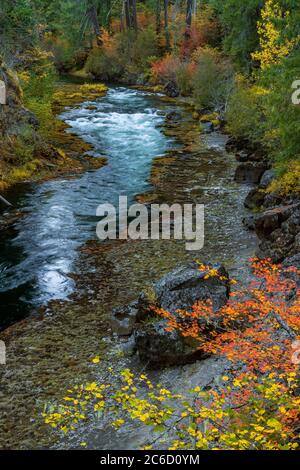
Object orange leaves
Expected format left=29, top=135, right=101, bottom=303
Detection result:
left=150, top=259, right=300, bottom=448
left=155, top=257, right=300, bottom=376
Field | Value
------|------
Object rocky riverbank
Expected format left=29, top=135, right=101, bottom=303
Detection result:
left=225, top=137, right=300, bottom=267
left=0, top=60, right=107, bottom=194
left=173, top=92, right=300, bottom=268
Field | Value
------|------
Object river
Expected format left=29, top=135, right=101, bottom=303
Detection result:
left=0, top=87, right=176, bottom=329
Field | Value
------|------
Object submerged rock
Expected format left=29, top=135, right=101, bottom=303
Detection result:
left=111, top=301, right=139, bottom=336
left=166, top=111, right=181, bottom=122
left=201, top=122, right=214, bottom=134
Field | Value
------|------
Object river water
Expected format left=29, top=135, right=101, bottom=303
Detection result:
left=0, top=87, right=177, bottom=329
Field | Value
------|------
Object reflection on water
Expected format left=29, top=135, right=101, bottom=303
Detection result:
left=0, top=88, right=176, bottom=328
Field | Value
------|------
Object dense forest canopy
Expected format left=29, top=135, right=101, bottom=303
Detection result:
left=1, top=0, right=299, bottom=195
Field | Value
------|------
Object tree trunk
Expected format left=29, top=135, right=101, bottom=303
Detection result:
left=131, top=0, right=138, bottom=32
left=156, top=0, right=161, bottom=35
left=193, top=0, right=197, bottom=16
left=124, top=0, right=137, bottom=31
left=106, top=0, right=112, bottom=32
left=185, top=0, right=193, bottom=38
left=87, top=1, right=102, bottom=45
left=163, top=0, right=170, bottom=50
left=124, top=0, right=131, bottom=29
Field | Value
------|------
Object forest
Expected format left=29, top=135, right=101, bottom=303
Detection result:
left=0, top=0, right=299, bottom=456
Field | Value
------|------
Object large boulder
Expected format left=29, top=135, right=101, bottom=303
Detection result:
left=149, top=263, right=229, bottom=313
left=0, top=57, right=38, bottom=137
left=255, top=204, right=299, bottom=240
left=135, top=320, right=207, bottom=367
left=234, top=162, right=269, bottom=184
left=259, top=169, right=275, bottom=189
left=110, top=263, right=230, bottom=367
left=164, top=81, right=179, bottom=98
left=135, top=262, right=230, bottom=367
left=255, top=203, right=300, bottom=261
left=244, top=188, right=266, bottom=210
left=225, top=136, right=253, bottom=153
left=244, top=170, right=276, bottom=210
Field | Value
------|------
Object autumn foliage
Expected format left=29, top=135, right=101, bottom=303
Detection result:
left=43, top=259, right=300, bottom=450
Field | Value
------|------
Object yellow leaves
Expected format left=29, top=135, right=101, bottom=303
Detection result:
left=139, top=413, right=150, bottom=423
left=91, top=356, right=101, bottom=364
left=268, top=160, right=300, bottom=196
left=251, top=85, right=270, bottom=97
left=112, top=419, right=125, bottom=428
left=159, top=388, right=171, bottom=396
left=79, top=83, right=108, bottom=95
left=252, top=0, right=299, bottom=69
left=267, top=418, right=282, bottom=432
left=85, top=382, right=98, bottom=391
left=187, top=426, right=197, bottom=437
left=94, top=401, right=105, bottom=412
left=233, top=379, right=243, bottom=387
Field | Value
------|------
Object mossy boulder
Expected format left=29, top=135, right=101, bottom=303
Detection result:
left=0, top=57, right=39, bottom=137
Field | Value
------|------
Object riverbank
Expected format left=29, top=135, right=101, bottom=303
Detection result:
left=0, top=74, right=108, bottom=195
left=0, top=86, right=256, bottom=449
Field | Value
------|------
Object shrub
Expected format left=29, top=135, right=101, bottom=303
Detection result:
left=225, top=75, right=265, bottom=142
left=85, top=47, right=123, bottom=81
left=175, top=62, right=196, bottom=96
left=86, top=28, right=159, bottom=82
left=19, top=48, right=57, bottom=101
left=13, top=125, right=36, bottom=163
left=192, top=47, right=233, bottom=109
left=267, top=160, right=300, bottom=196
left=151, top=54, right=181, bottom=84
left=131, top=27, right=159, bottom=70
